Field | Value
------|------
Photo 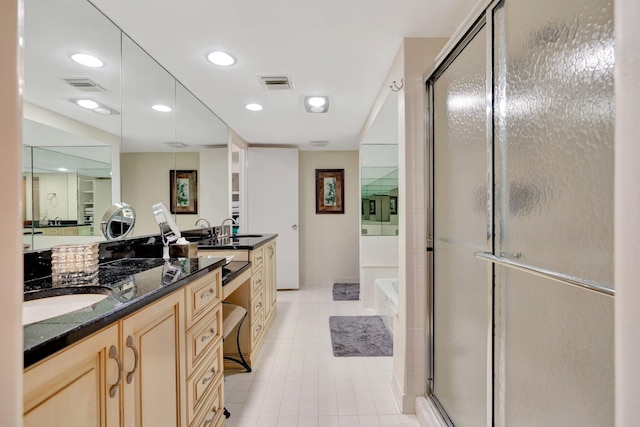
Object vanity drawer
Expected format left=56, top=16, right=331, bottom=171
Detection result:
left=186, top=343, right=223, bottom=426
left=251, top=269, right=264, bottom=294
left=250, top=311, right=264, bottom=349
left=250, top=290, right=264, bottom=325
left=250, top=247, right=264, bottom=271
left=185, top=269, right=221, bottom=329
left=186, top=305, right=222, bottom=377
left=192, top=380, right=224, bottom=427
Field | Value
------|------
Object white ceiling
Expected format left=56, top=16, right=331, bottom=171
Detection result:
left=88, top=0, right=478, bottom=151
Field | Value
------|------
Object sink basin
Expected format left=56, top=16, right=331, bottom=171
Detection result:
left=233, top=234, right=263, bottom=238
left=23, top=287, right=111, bottom=326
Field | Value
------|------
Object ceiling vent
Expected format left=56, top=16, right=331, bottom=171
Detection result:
left=310, top=140, right=329, bottom=147
left=63, top=77, right=107, bottom=92
left=257, top=75, right=293, bottom=91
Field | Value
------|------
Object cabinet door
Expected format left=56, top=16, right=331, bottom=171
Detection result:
left=24, top=325, right=120, bottom=427
left=121, top=291, right=185, bottom=427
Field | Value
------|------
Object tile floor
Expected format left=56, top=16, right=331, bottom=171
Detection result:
left=223, top=282, right=421, bottom=427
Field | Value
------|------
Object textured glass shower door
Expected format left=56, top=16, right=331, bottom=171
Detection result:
left=430, top=23, right=489, bottom=426
left=491, top=0, right=615, bottom=425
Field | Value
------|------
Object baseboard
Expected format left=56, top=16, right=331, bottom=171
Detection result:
left=391, top=371, right=416, bottom=413
left=331, top=277, right=360, bottom=284
left=415, top=396, right=448, bottom=427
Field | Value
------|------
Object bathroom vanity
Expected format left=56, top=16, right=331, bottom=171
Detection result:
left=22, top=232, right=278, bottom=427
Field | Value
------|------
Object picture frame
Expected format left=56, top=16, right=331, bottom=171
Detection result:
left=369, top=199, right=376, bottom=215
left=390, top=196, right=398, bottom=215
left=316, top=169, right=345, bottom=214
left=170, top=170, right=198, bottom=214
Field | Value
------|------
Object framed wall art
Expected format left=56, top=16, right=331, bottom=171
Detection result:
left=170, top=170, right=198, bottom=214
left=316, top=169, right=344, bottom=214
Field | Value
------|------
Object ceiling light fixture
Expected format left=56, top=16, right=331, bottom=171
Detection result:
left=245, top=103, right=263, bottom=111
left=76, top=99, right=99, bottom=109
left=71, top=99, right=119, bottom=115
left=71, top=53, right=104, bottom=68
left=152, top=104, right=172, bottom=112
left=207, top=51, right=235, bottom=66
left=304, top=96, right=329, bottom=113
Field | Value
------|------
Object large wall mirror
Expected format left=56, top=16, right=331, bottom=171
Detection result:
left=24, top=0, right=229, bottom=250
left=360, top=92, right=399, bottom=236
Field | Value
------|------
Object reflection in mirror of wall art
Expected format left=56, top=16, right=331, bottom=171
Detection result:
left=390, top=196, right=397, bottom=215
left=369, top=200, right=376, bottom=215
left=170, top=170, right=198, bottom=214
left=316, top=169, right=344, bottom=214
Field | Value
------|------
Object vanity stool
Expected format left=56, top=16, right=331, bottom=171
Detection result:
left=221, top=302, right=251, bottom=419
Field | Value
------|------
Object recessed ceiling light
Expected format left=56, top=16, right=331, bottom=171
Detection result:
left=307, top=97, right=326, bottom=107
left=76, top=99, right=99, bottom=109
left=245, top=103, right=263, bottom=111
left=94, top=107, right=112, bottom=115
left=71, top=53, right=104, bottom=68
left=58, top=167, right=68, bottom=172
left=152, top=104, right=172, bottom=112
left=304, top=96, right=329, bottom=113
left=207, top=51, right=235, bottom=66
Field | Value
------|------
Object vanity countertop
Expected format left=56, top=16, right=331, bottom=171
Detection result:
left=191, top=233, right=278, bottom=250
left=23, top=255, right=237, bottom=368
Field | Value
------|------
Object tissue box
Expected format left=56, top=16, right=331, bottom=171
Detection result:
left=169, top=242, right=198, bottom=258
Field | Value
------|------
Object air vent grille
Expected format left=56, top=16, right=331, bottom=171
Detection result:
left=165, top=142, right=188, bottom=148
left=257, top=75, right=293, bottom=91
left=63, top=77, right=107, bottom=92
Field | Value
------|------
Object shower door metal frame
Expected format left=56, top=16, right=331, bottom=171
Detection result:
left=425, top=6, right=497, bottom=425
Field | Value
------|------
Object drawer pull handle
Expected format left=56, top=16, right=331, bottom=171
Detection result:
left=200, top=328, right=216, bottom=342
left=202, top=371, right=215, bottom=385
left=256, top=256, right=262, bottom=262
left=108, top=345, right=122, bottom=398
left=126, top=335, right=139, bottom=384
left=203, top=407, right=218, bottom=426
left=255, top=325, right=262, bottom=334
left=255, top=302, right=262, bottom=310
left=201, top=288, right=215, bottom=299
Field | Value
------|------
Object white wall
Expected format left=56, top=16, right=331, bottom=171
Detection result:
left=615, top=0, right=640, bottom=425
left=0, top=0, right=23, bottom=425
left=199, top=147, right=230, bottom=225
left=299, top=151, right=360, bottom=285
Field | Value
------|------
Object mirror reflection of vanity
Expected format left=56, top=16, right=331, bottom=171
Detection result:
left=360, top=92, right=399, bottom=236
left=23, top=0, right=230, bottom=250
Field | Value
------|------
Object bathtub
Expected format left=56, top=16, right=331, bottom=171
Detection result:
left=374, top=278, right=399, bottom=335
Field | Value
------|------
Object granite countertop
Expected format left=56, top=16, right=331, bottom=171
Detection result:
left=23, top=256, right=234, bottom=368
left=186, top=233, right=277, bottom=250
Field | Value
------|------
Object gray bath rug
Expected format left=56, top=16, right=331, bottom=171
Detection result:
left=329, top=315, right=393, bottom=357
left=332, top=283, right=360, bottom=301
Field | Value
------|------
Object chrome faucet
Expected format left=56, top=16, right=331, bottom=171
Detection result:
left=219, top=217, right=237, bottom=238
left=54, top=216, right=62, bottom=225
left=195, top=218, right=212, bottom=237
left=195, top=218, right=211, bottom=229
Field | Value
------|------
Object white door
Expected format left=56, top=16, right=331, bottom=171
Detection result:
left=247, top=147, right=299, bottom=289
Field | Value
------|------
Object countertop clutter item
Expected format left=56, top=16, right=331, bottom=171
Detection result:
left=51, top=243, right=99, bottom=286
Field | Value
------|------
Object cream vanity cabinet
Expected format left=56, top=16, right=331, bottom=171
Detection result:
left=199, top=238, right=277, bottom=370
left=23, top=324, right=120, bottom=427
left=23, top=268, right=225, bottom=427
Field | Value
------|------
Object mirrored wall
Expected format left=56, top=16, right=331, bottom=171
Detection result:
left=23, top=0, right=229, bottom=250
left=360, top=92, right=399, bottom=236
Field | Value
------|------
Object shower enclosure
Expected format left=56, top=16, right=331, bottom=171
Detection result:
left=426, top=0, right=615, bottom=425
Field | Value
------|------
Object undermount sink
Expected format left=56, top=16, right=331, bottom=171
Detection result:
left=23, top=287, right=111, bottom=326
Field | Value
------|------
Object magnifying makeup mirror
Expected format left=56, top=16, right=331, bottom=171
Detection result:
left=101, top=203, right=136, bottom=240
left=152, top=202, right=181, bottom=259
